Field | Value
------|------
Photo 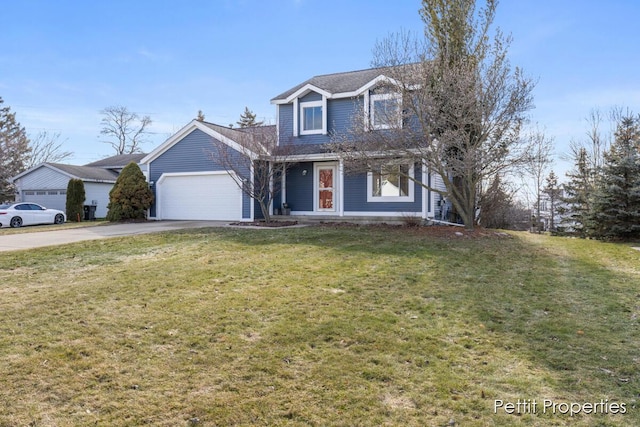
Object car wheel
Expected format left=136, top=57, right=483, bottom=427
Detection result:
left=10, top=216, right=23, bottom=228
left=54, top=214, right=65, bottom=224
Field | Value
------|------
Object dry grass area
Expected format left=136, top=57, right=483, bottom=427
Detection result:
left=0, top=225, right=638, bottom=426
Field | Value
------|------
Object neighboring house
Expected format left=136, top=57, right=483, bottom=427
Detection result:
left=142, top=66, right=447, bottom=222
left=11, top=153, right=147, bottom=218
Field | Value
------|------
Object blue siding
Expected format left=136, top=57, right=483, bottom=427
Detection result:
left=148, top=129, right=251, bottom=218
left=278, top=104, right=294, bottom=146
left=278, top=94, right=362, bottom=147
left=343, top=168, right=422, bottom=213
left=330, top=97, right=360, bottom=135
left=300, top=92, right=321, bottom=102
left=284, top=162, right=314, bottom=212
left=283, top=161, right=423, bottom=214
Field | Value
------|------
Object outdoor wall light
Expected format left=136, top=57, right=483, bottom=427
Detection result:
left=302, top=169, right=308, bottom=176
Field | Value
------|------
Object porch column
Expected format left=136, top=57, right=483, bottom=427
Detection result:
left=339, top=159, right=345, bottom=217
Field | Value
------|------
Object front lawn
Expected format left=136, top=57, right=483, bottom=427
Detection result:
left=0, top=226, right=637, bottom=426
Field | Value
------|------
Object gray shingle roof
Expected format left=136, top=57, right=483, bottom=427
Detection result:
left=49, top=163, right=120, bottom=182
left=84, top=153, right=147, bottom=168
left=271, top=66, right=403, bottom=102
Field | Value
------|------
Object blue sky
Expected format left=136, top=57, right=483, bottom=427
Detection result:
left=2, top=0, right=640, bottom=177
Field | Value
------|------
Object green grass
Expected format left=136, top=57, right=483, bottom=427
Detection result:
left=0, top=226, right=638, bottom=426
left=0, top=220, right=107, bottom=235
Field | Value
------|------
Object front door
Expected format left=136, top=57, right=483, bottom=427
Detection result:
left=316, top=164, right=337, bottom=212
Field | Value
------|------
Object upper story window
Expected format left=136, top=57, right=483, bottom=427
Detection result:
left=367, top=163, right=414, bottom=202
left=370, top=93, right=402, bottom=130
left=300, top=101, right=324, bottom=135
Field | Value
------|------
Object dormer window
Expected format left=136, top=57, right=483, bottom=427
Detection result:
left=301, top=101, right=323, bottom=134
left=370, top=93, right=402, bottom=130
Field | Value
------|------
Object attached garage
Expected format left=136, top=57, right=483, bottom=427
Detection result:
left=157, top=172, right=243, bottom=221
left=143, top=121, right=258, bottom=222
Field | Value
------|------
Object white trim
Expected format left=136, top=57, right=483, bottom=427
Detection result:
left=300, top=100, right=324, bottom=135
left=367, top=164, right=415, bottom=203
left=421, top=163, right=428, bottom=219
left=292, top=98, right=299, bottom=137
left=270, top=75, right=403, bottom=104
left=281, top=83, right=332, bottom=104
left=338, top=159, right=345, bottom=217
left=155, top=171, right=243, bottom=221
left=290, top=211, right=421, bottom=217
left=314, top=162, right=338, bottom=213
left=370, top=93, right=402, bottom=130
left=141, top=120, right=259, bottom=165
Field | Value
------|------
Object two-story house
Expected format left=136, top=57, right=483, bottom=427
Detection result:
left=141, top=66, right=447, bottom=222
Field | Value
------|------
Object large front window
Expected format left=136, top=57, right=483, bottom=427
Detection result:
left=367, top=163, right=414, bottom=202
left=301, top=101, right=323, bottom=134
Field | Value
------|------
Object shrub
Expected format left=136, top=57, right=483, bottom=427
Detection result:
left=65, top=178, right=85, bottom=222
left=106, top=162, right=154, bottom=221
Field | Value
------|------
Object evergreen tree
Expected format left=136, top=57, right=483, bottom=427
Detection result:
left=106, top=162, right=154, bottom=221
left=542, top=171, right=562, bottom=231
left=589, top=114, right=640, bottom=240
left=65, top=178, right=86, bottom=222
left=236, top=107, right=264, bottom=128
left=562, top=147, right=596, bottom=236
left=0, top=97, right=30, bottom=201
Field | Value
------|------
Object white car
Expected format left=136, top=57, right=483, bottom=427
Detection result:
left=0, top=202, right=66, bottom=228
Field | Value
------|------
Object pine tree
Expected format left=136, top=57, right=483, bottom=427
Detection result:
left=589, top=114, right=640, bottom=240
left=236, top=107, right=264, bottom=128
left=106, top=162, right=154, bottom=221
left=542, top=171, right=562, bottom=231
left=0, top=97, right=30, bottom=201
left=65, top=179, right=86, bottom=222
left=562, top=147, right=596, bottom=236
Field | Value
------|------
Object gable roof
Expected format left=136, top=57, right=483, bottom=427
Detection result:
left=11, top=163, right=119, bottom=183
left=141, top=120, right=273, bottom=165
left=271, top=65, right=409, bottom=104
left=84, top=153, right=147, bottom=168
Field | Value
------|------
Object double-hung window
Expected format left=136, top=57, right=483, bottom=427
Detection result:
left=301, top=101, right=323, bottom=135
left=370, top=93, right=402, bottom=130
left=367, top=163, right=414, bottom=202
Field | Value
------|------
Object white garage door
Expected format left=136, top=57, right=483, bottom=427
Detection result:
left=158, top=172, right=243, bottom=220
left=22, top=190, right=67, bottom=211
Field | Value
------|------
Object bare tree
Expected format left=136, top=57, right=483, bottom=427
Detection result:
left=100, top=106, right=152, bottom=154
left=209, top=125, right=294, bottom=223
left=332, top=0, right=534, bottom=229
left=522, top=127, right=554, bottom=232
left=26, top=131, right=73, bottom=168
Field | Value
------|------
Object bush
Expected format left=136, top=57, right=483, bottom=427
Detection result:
left=65, top=179, right=85, bottom=222
left=106, top=162, right=154, bottom=221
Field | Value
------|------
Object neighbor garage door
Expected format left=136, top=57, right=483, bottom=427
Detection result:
left=22, top=190, right=67, bottom=211
left=157, top=172, right=243, bottom=220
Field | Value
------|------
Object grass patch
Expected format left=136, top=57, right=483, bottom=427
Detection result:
left=0, top=226, right=638, bottom=426
left=0, top=220, right=107, bottom=235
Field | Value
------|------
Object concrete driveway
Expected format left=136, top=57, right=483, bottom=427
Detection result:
left=0, top=221, right=229, bottom=252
